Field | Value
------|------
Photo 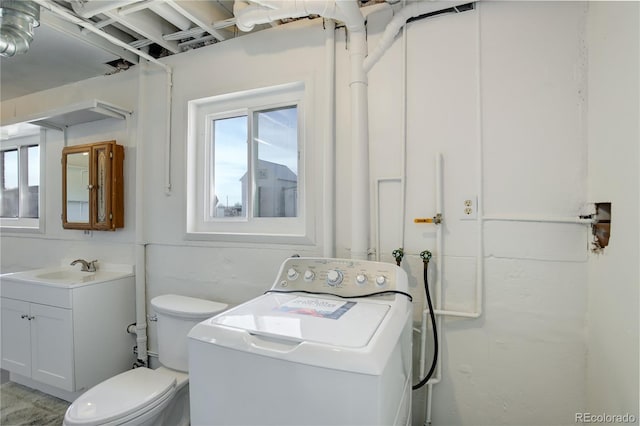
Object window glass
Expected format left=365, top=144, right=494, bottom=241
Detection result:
left=25, top=145, right=39, bottom=218
left=187, top=81, right=310, bottom=243
left=0, top=128, right=43, bottom=230
left=1, top=149, right=19, bottom=217
left=27, top=145, right=40, bottom=186
left=212, top=115, right=248, bottom=218
left=254, top=106, right=298, bottom=218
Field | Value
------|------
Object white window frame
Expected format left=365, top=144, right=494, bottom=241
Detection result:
left=0, top=128, right=46, bottom=233
left=186, top=81, right=314, bottom=244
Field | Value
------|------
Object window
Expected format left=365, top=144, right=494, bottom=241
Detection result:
left=0, top=124, right=44, bottom=231
left=187, top=82, right=312, bottom=243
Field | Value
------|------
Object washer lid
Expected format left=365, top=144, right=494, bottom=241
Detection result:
left=151, top=294, right=228, bottom=319
left=211, top=294, right=390, bottom=348
left=64, top=368, right=176, bottom=426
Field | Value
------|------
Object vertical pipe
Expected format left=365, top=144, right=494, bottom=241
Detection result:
left=323, top=19, right=336, bottom=258
left=349, top=30, right=369, bottom=260
left=425, top=153, right=444, bottom=426
left=134, top=61, right=148, bottom=364
left=400, top=9, right=408, bottom=251
left=475, top=2, right=484, bottom=318
left=164, top=69, right=173, bottom=194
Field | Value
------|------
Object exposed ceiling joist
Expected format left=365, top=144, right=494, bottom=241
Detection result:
left=102, top=9, right=181, bottom=54
left=41, top=10, right=139, bottom=64
left=164, top=0, right=233, bottom=42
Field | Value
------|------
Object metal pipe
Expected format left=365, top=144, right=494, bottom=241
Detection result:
left=0, top=0, right=41, bottom=57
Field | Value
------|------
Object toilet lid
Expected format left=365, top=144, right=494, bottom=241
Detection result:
left=64, top=367, right=176, bottom=426
left=151, top=294, right=228, bottom=319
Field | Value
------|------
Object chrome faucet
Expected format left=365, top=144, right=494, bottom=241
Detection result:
left=70, top=259, right=97, bottom=272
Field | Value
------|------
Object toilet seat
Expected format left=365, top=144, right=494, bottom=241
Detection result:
left=64, top=368, right=176, bottom=426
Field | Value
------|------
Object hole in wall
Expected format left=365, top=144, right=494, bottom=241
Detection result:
left=591, top=202, right=611, bottom=253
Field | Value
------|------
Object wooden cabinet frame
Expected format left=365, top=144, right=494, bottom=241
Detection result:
left=62, top=141, right=124, bottom=230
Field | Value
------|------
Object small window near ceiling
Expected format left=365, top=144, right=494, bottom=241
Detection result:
left=187, top=81, right=312, bottom=244
left=1, top=123, right=44, bottom=231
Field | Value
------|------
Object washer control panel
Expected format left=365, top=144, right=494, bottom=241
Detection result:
left=272, top=257, right=408, bottom=296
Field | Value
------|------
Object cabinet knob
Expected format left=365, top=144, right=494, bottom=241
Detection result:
left=21, top=314, right=28, bottom=319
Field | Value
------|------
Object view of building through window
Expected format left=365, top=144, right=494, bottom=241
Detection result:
left=212, top=105, right=298, bottom=219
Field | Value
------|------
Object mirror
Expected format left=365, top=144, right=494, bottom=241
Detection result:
left=62, top=141, right=124, bottom=231
left=65, top=152, right=90, bottom=223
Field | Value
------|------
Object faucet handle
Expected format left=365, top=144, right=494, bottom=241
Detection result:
left=88, top=260, right=98, bottom=272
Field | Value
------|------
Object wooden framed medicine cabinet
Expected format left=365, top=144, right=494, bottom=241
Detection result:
left=62, top=141, right=124, bottom=230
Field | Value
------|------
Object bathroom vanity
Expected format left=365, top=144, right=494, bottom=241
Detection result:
left=0, top=265, right=136, bottom=402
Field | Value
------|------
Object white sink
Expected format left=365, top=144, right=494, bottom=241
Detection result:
left=34, top=270, right=96, bottom=283
left=1, top=263, right=133, bottom=287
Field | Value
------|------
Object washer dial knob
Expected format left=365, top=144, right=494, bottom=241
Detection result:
left=355, top=274, right=368, bottom=285
left=375, top=275, right=387, bottom=287
left=287, top=268, right=299, bottom=280
left=303, top=270, right=315, bottom=281
left=326, top=270, right=343, bottom=286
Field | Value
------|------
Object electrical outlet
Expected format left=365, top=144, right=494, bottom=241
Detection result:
left=461, top=196, right=477, bottom=220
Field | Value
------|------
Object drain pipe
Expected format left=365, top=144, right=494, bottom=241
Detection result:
left=335, top=0, right=368, bottom=260
left=133, top=61, right=149, bottom=366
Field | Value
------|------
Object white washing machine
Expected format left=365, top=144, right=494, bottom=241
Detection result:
left=188, top=257, right=413, bottom=426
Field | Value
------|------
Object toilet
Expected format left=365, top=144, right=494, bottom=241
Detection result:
left=63, top=294, right=227, bottom=426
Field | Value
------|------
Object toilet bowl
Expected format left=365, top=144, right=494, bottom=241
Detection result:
left=63, top=294, right=227, bottom=426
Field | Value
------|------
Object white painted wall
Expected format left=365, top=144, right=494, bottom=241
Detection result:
left=1, top=2, right=637, bottom=425
left=586, top=1, right=639, bottom=420
left=363, top=2, right=589, bottom=425
left=135, top=19, right=328, bottom=350
left=1, top=71, right=138, bottom=272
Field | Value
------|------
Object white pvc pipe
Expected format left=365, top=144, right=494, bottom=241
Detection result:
left=363, top=0, right=470, bottom=73
left=323, top=18, right=336, bottom=258
left=348, top=30, right=369, bottom=260
left=134, top=61, right=148, bottom=364
left=482, top=214, right=594, bottom=224
left=400, top=11, right=408, bottom=251
left=234, top=0, right=340, bottom=32
left=336, top=0, right=368, bottom=260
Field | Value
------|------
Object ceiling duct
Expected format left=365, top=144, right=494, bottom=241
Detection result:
left=0, top=0, right=40, bottom=57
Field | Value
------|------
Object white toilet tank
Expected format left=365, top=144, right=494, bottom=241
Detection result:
left=151, top=294, right=228, bottom=372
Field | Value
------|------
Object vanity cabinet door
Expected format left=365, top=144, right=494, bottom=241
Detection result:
left=63, top=140, right=124, bottom=231
left=30, top=303, right=74, bottom=391
left=0, top=298, right=31, bottom=377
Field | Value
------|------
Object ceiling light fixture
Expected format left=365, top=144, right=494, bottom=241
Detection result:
left=0, top=0, right=40, bottom=57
